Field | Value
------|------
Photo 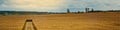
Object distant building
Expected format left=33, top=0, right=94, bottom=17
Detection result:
left=67, top=8, right=70, bottom=13
left=85, top=8, right=89, bottom=13
left=4, top=12, right=9, bottom=16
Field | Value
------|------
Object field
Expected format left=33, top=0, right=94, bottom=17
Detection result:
left=0, top=12, right=120, bottom=30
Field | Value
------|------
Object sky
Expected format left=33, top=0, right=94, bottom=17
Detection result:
left=0, top=0, right=120, bottom=12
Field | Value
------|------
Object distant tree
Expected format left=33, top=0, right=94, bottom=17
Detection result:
left=91, top=8, right=94, bottom=12
left=78, top=11, right=80, bottom=13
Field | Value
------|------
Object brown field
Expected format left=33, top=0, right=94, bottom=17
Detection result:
left=0, top=12, right=120, bottom=30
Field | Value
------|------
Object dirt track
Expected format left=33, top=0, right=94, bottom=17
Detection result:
left=0, top=12, right=120, bottom=30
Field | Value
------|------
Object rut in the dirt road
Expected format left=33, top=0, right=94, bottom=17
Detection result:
left=23, top=19, right=37, bottom=30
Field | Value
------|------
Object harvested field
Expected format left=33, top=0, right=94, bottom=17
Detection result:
left=0, top=12, right=120, bottom=30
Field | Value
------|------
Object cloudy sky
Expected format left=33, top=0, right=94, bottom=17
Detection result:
left=0, top=0, right=120, bottom=12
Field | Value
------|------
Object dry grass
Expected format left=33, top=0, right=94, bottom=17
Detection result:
left=0, top=12, right=120, bottom=30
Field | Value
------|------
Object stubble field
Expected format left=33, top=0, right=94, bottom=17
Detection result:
left=0, top=12, right=120, bottom=30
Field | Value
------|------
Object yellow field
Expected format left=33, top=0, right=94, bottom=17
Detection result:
left=0, top=12, right=120, bottom=30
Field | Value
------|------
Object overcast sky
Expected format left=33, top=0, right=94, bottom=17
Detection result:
left=0, top=0, right=120, bottom=12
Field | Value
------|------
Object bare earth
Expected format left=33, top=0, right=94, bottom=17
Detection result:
left=0, top=12, right=120, bottom=30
